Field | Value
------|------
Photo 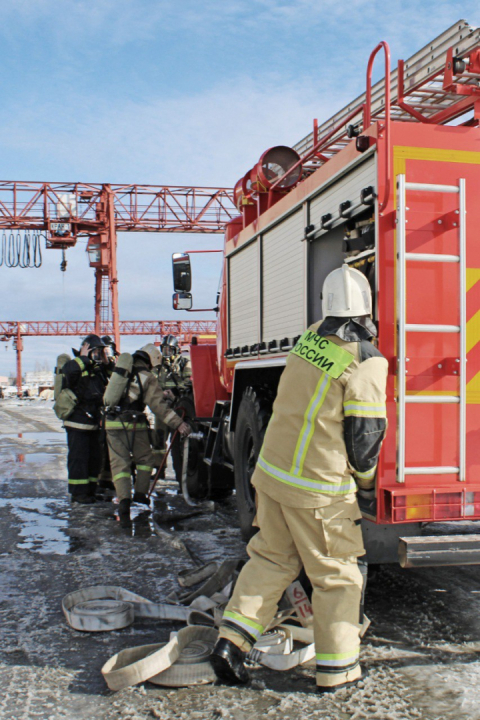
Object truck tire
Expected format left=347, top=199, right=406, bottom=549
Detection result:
left=171, top=395, right=208, bottom=499
left=234, top=387, right=271, bottom=541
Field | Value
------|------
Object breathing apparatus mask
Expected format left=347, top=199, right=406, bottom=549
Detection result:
left=89, top=347, right=104, bottom=364
left=104, top=346, right=115, bottom=360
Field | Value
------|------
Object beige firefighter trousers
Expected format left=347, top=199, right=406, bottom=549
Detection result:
left=219, top=489, right=365, bottom=687
left=106, top=428, right=154, bottom=501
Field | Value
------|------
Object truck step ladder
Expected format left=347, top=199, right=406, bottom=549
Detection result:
left=396, top=174, right=467, bottom=483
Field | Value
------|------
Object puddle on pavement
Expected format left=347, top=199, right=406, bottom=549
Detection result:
left=0, top=497, right=84, bottom=555
left=0, top=432, right=64, bottom=444
left=24, top=452, right=54, bottom=465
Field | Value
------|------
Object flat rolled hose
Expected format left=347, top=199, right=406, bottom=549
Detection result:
left=101, top=625, right=218, bottom=690
left=62, top=586, right=189, bottom=632
left=248, top=624, right=315, bottom=670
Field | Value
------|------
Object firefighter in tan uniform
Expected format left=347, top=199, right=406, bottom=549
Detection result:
left=151, top=336, right=180, bottom=474
left=104, top=344, right=191, bottom=527
left=211, top=265, right=388, bottom=693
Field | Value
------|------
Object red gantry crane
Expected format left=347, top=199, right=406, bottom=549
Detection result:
left=0, top=183, right=235, bottom=340
left=0, top=320, right=217, bottom=396
left=0, top=184, right=235, bottom=394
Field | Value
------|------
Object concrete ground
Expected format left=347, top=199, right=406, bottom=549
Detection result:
left=1, top=398, right=480, bottom=720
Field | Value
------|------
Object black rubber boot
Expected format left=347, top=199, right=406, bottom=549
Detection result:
left=132, top=492, right=151, bottom=507
left=210, top=638, right=249, bottom=685
left=87, top=483, right=98, bottom=501
left=118, top=499, right=132, bottom=528
left=317, top=667, right=368, bottom=694
left=71, top=495, right=96, bottom=505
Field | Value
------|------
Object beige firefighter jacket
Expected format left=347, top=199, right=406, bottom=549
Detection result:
left=106, top=359, right=183, bottom=431
left=252, top=323, right=388, bottom=509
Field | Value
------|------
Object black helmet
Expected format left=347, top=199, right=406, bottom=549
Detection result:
left=82, top=334, right=105, bottom=349
left=101, top=335, right=118, bottom=356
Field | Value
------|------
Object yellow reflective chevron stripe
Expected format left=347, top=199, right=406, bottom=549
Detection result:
left=68, top=478, right=90, bottom=485
left=344, top=401, right=386, bottom=418
left=258, top=453, right=356, bottom=495
left=113, top=472, right=131, bottom=482
left=105, top=421, right=148, bottom=430
left=316, top=649, right=359, bottom=670
left=74, top=356, right=89, bottom=377
left=316, top=649, right=359, bottom=662
left=354, top=466, right=377, bottom=480
left=291, top=372, right=331, bottom=477
left=137, top=465, right=152, bottom=472
left=222, top=611, right=264, bottom=641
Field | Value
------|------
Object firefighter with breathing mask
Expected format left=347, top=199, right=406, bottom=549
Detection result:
left=61, top=334, right=109, bottom=504
left=104, top=343, right=191, bottom=527
left=101, top=335, right=118, bottom=377
left=211, top=265, right=388, bottom=693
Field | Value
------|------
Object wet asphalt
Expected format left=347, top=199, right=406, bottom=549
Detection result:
left=1, top=398, right=480, bottom=720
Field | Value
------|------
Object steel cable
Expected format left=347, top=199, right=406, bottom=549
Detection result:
left=33, top=231, right=42, bottom=267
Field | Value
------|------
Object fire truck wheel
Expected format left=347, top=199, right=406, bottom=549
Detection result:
left=234, top=387, right=271, bottom=541
left=171, top=396, right=208, bottom=499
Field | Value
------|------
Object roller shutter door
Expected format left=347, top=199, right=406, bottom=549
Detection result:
left=228, top=240, right=259, bottom=348
left=262, top=209, right=305, bottom=344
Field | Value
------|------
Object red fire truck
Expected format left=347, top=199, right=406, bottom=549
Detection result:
left=172, top=20, right=480, bottom=566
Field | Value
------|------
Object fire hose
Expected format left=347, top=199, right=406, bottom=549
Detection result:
left=147, top=409, right=186, bottom=500
left=62, top=586, right=190, bottom=632
left=63, top=569, right=319, bottom=689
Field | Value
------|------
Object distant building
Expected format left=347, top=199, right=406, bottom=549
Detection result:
left=24, top=371, right=54, bottom=386
left=0, top=376, right=9, bottom=387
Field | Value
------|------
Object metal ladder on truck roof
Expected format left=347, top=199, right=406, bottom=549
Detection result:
left=396, top=174, right=467, bottom=483
left=293, top=20, right=480, bottom=174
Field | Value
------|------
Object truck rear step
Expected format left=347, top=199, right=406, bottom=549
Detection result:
left=399, top=534, right=480, bottom=567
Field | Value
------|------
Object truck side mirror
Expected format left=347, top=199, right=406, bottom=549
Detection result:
left=172, top=292, right=193, bottom=310
left=172, top=252, right=192, bottom=292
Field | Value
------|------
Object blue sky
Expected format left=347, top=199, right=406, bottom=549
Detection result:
left=0, top=0, right=478, bottom=374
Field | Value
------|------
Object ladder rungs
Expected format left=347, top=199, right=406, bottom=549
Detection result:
left=405, top=323, right=459, bottom=333
left=405, top=253, right=460, bottom=263
left=406, top=395, right=459, bottom=404
left=404, top=466, right=459, bottom=475
left=405, top=181, right=459, bottom=194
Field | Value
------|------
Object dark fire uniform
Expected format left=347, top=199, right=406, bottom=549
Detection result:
left=62, top=355, right=108, bottom=499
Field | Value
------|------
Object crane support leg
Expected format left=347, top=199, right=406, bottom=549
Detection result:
left=106, top=187, right=120, bottom=351
left=94, top=269, right=102, bottom=336
left=15, top=327, right=23, bottom=397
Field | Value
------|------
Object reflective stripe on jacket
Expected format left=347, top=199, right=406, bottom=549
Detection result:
left=252, top=323, right=388, bottom=509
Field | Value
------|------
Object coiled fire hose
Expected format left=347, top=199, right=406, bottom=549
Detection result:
left=62, top=586, right=190, bottom=632
left=63, top=576, right=318, bottom=689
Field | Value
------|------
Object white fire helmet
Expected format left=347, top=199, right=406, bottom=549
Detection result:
left=139, top=343, right=162, bottom=368
left=321, top=264, right=372, bottom=318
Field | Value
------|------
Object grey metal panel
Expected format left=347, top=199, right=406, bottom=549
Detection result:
left=309, top=156, right=376, bottom=234
left=229, top=240, right=259, bottom=348
left=263, top=209, right=305, bottom=343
